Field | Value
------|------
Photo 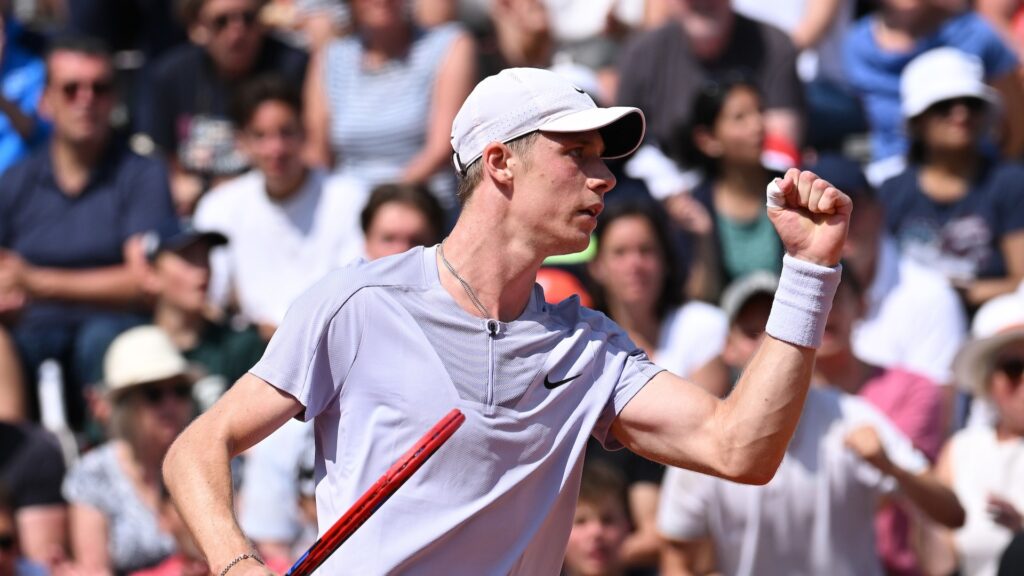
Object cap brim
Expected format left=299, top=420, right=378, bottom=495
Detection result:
left=953, top=330, right=1024, bottom=395
left=906, top=87, right=1000, bottom=120
left=538, top=107, right=646, bottom=159
left=165, top=231, right=229, bottom=255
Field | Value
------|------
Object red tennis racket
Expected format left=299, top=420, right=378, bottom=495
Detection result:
left=285, top=409, right=466, bottom=576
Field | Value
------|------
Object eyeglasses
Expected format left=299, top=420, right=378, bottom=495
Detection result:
left=139, top=383, right=193, bottom=405
left=206, top=9, right=258, bottom=33
left=0, top=533, right=14, bottom=551
left=929, top=97, right=986, bottom=116
left=59, top=80, right=114, bottom=102
left=996, top=357, right=1024, bottom=383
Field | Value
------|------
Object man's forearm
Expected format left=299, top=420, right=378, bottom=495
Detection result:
left=718, top=336, right=815, bottom=484
left=886, top=465, right=966, bottom=528
left=25, top=265, right=143, bottom=307
left=164, top=421, right=258, bottom=574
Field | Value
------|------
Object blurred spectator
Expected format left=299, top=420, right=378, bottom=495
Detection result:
left=139, top=223, right=265, bottom=410
left=261, top=0, right=347, bottom=53
left=815, top=267, right=947, bottom=576
left=360, top=182, right=445, bottom=261
left=0, top=325, right=23, bottom=421
left=658, top=268, right=965, bottom=576
left=146, top=0, right=308, bottom=215
left=718, top=270, right=776, bottom=385
left=616, top=0, right=803, bottom=152
left=0, top=486, right=47, bottom=576
left=536, top=267, right=594, bottom=307
left=881, top=48, right=1024, bottom=310
left=0, top=35, right=175, bottom=428
left=476, top=0, right=553, bottom=79
left=63, top=326, right=195, bottom=574
left=193, top=74, right=367, bottom=339
left=844, top=0, right=1024, bottom=185
left=732, top=0, right=865, bottom=151
left=671, top=76, right=783, bottom=301
left=809, top=153, right=967, bottom=390
left=0, top=12, right=47, bottom=174
left=589, top=200, right=728, bottom=395
left=0, top=420, right=65, bottom=567
left=585, top=200, right=725, bottom=573
left=304, top=0, right=475, bottom=210
left=562, top=461, right=636, bottom=576
left=933, top=284, right=1024, bottom=576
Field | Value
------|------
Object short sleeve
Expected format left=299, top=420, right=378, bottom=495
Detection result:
left=589, top=312, right=665, bottom=449
left=121, top=156, right=175, bottom=240
left=193, top=187, right=235, bottom=310
left=2, top=426, right=66, bottom=508
left=657, top=466, right=713, bottom=540
left=249, top=269, right=366, bottom=420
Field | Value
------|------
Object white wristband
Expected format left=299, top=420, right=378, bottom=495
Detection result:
left=765, top=254, right=842, bottom=349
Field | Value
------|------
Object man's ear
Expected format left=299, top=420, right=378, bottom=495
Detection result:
left=482, top=142, right=515, bottom=186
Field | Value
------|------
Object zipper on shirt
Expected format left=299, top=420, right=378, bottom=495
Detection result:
left=486, top=319, right=499, bottom=408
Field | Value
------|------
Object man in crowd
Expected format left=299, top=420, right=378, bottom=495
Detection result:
left=0, top=35, right=175, bottom=427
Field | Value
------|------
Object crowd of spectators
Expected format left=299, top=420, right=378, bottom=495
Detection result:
left=0, top=0, right=1023, bottom=575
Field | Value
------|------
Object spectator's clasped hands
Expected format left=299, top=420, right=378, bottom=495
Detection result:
left=843, top=425, right=893, bottom=475
left=766, top=168, right=853, bottom=268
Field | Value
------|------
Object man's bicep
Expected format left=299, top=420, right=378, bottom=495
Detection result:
left=611, top=370, right=723, bottom=473
left=207, top=372, right=305, bottom=457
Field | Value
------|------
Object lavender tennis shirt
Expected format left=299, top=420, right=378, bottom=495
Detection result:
left=251, top=245, right=662, bottom=574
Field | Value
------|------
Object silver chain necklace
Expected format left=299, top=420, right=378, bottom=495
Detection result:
left=438, top=240, right=492, bottom=321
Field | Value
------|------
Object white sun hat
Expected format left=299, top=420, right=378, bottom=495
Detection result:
left=952, top=282, right=1024, bottom=395
left=900, top=47, right=1000, bottom=120
left=104, top=325, right=191, bottom=397
left=450, top=67, right=645, bottom=175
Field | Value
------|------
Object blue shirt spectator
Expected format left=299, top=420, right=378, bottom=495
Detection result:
left=0, top=17, right=48, bottom=174
left=845, top=11, right=1018, bottom=168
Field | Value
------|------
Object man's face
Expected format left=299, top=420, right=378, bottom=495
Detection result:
left=723, top=294, right=772, bottom=370
left=819, top=281, right=860, bottom=359
left=42, top=51, right=115, bottom=144
left=507, top=130, right=616, bottom=256
left=239, top=100, right=305, bottom=185
left=564, top=497, right=631, bottom=576
left=154, top=242, right=212, bottom=314
left=675, top=0, right=733, bottom=56
left=841, top=198, right=882, bottom=288
left=364, top=202, right=437, bottom=260
left=197, top=0, right=263, bottom=76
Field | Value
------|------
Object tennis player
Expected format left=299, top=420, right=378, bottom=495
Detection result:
left=164, top=67, right=852, bottom=576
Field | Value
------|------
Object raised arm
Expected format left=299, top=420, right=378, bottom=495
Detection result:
left=613, top=169, right=851, bottom=484
left=164, top=373, right=303, bottom=576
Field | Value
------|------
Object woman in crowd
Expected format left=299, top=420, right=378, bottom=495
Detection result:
left=882, top=47, right=1024, bottom=311
left=303, top=0, right=475, bottom=210
left=586, top=199, right=729, bottom=573
left=672, top=75, right=783, bottom=302
left=934, top=284, right=1024, bottom=576
left=360, top=182, right=445, bottom=261
left=63, top=327, right=196, bottom=575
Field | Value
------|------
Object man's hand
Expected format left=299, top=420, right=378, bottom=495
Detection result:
left=987, top=494, right=1023, bottom=532
left=0, top=249, right=29, bottom=314
left=844, top=425, right=893, bottom=474
left=767, top=168, right=853, bottom=267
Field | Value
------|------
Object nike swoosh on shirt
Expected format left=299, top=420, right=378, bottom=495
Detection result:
left=544, top=374, right=581, bottom=390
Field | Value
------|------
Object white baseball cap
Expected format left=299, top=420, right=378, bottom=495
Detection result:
left=952, top=282, right=1024, bottom=395
left=104, top=325, right=191, bottom=397
left=901, top=47, right=999, bottom=120
left=450, top=67, right=646, bottom=174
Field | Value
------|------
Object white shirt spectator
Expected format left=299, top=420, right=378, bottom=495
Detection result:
left=658, top=387, right=929, bottom=576
left=853, top=236, right=968, bottom=385
left=655, top=301, right=728, bottom=378
left=194, top=168, right=369, bottom=327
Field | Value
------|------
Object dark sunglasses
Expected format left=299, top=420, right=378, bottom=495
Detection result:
left=996, top=357, right=1024, bottom=383
left=207, top=9, right=258, bottom=33
left=59, top=80, right=114, bottom=101
left=138, top=383, right=193, bottom=405
left=929, top=97, right=986, bottom=116
left=0, top=533, right=14, bottom=551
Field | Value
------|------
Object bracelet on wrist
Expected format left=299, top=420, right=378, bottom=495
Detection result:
left=218, top=551, right=264, bottom=576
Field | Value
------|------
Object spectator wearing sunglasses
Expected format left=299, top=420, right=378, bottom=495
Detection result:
left=931, top=283, right=1024, bottom=576
left=881, top=48, right=1024, bottom=312
left=146, top=0, right=308, bottom=216
left=62, top=326, right=198, bottom=575
left=0, top=35, right=175, bottom=430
